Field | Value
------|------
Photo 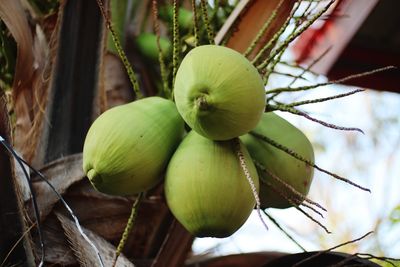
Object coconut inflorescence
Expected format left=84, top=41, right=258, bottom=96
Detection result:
left=241, top=112, right=315, bottom=209
left=83, top=42, right=315, bottom=238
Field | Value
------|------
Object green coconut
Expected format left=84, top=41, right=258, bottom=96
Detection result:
left=83, top=97, right=184, bottom=196
left=165, top=131, right=259, bottom=238
left=174, top=45, right=266, bottom=140
left=135, top=33, right=172, bottom=62
left=159, top=5, right=193, bottom=31
left=240, top=112, right=314, bottom=209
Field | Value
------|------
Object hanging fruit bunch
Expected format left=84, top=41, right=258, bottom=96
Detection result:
left=2, top=0, right=397, bottom=266
left=83, top=43, right=273, bottom=238
left=83, top=0, right=368, bottom=242
left=165, top=44, right=265, bottom=237
left=241, top=112, right=315, bottom=209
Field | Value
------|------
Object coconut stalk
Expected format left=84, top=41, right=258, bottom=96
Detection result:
left=216, top=0, right=297, bottom=56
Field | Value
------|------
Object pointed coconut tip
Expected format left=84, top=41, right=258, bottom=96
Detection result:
left=86, top=168, right=97, bottom=181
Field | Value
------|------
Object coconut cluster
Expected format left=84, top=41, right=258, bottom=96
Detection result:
left=82, top=45, right=315, bottom=238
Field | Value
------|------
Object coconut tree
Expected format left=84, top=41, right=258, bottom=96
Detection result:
left=0, top=0, right=398, bottom=266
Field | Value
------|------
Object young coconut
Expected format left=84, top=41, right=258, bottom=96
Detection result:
left=159, top=5, right=193, bottom=31
left=174, top=45, right=266, bottom=140
left=165, top=131, right=259, bottom=238
left=83, top=97, right=184, bottom=196
left=240, top=112, right=314, bottom=209
left=135, top=33, right=172, bottom=62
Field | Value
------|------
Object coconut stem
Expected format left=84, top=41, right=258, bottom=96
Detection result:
left=250, top=131, right=371, bottom=192
left=346, top=254, right=400, bottom=267
left=95, top=0, right=142, bottom=98
left=266, top=181, right=331, bottom=234
left=234, top=138, right=268, bottom=231
left=151, top=0, right=171, bottom=99
left=256, top=0, right=335, bottom=71
left=172, top=0, right=180, bottom=96
left=287, top=46, right=332, bottom=89
left=200, top=0, right=215, bottom=44
left=284, top=88, right=365, bottom=108
left=262, top=45, right=286, bottom=85
left=292, top=231, right=375, bottom=267
left=266, top=66, right=396, bottom=95
left=265, top=105, right=365, bottom=134
left=263, top=210, right=307, bottom=252
left=251, top=1, right=301, bottom=66
left=244, top=0, right=285, bottom=58
left=112, top=192, right=144, bottom=267
left=191, top=0, right=200, bottom=47
left=254, top=160, right=327, bottom=212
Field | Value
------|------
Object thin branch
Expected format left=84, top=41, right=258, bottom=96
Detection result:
left=234, top=138, right=268, bottom=231
left=292, top=231, right=374, bottom=267
left=263, top=43, right=287, bottom=85
left=254, top=160, right=326, bottom=212
left=265, top=180, right=324, bottom=220
left=191, top=0, right=199, bottom=47
left=250, top=131, right=371, bottom=192
left=270, top=70, right=309, bottom=81
left=151, top=0, right=170, bottom=98
left=266, top=104, right=365, bottom=134
left=262, top=5, right=306, bottom=84
left=257, top=0, right=335, bottom=70
left=278, top=61, right=321, bottom=76
left=112, top=192, right=144, bottom=267
left=271, top=181, right=326, bottom=218
left=95, top=0, right=141, bottom=98
left=330, top=254, right=395, bottom=267
left=299, top=0, right=323, bottom=24
left=200, top=0, right=215, bottom=44
left=300, top=201, right=325, bottom=219
left=243, top=0, right=285, bottom=58
left=263, top=210, right=307, bottom=252
left=356, top=253, right=399, bottom=267
left=266, top=181, right=331, bottom=234
left=293, top=205, right=330, bottom=234
left=284, top=88, right=365, bottom=108
left=171, top=0, right=180, bottom=95
left=251, top=1, right=302, bottom=65
left=266, top=66, right=397, bottom=94
left=287, top=46, right=332, bottom=88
